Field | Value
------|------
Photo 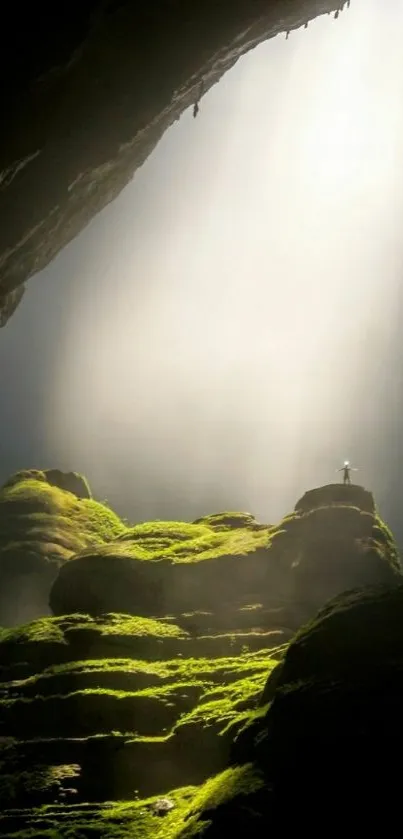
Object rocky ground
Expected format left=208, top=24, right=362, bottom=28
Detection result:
left=0, top=469, right=400, bottom=836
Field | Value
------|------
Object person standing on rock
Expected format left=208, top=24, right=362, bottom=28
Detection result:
left=337, top=460, right=358, bottom=485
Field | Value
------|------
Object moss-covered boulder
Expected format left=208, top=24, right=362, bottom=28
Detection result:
left=0, top=472, right=125, bottom=626
left=0, top=611, right=285, bottom=811
left=49, top=518, right=275, bottom=622
left=49, top=487, right=401, bottom=630
left=228, top=584, right=403, bottom=828
left=43, top=470, right=92, bottom=499
left=0, top=764, right=271, bottom=838
left=3, top=470, right=92, bottom=500
left=260, top=486, right=401, bottom=619
left=193, top=511, right=268, bottom=530
left=294, top=482, right=375, bottom=514
left=1, top=480, right=400, bottom=836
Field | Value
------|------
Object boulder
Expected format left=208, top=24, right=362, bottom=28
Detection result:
left=230, top=584, right=403, bottom=828
left=49, top=489, right=401, bottom=629
left=0, top=612, right=283, bottom=807
left=0, top=471, right=125, bottom=625
left=44, top=470, right=92, bottom=500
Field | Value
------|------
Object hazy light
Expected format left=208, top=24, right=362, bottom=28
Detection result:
left=38, top=0, right=403, bottom=524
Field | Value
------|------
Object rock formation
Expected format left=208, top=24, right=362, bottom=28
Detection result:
left=49, top=483, right=400, bottom=626
left=0, top=471, right=124, bottom=626
left=202, top=584, right=403, bottom=831
left=0, top=471, right=400, bottom=836
left=0, top=0, right=350, bottom=327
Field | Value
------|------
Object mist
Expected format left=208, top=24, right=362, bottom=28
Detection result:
left=2, top=0, right=403, bottom=537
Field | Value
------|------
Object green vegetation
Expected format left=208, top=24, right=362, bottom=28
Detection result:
left=0, top=787, right=197, bottom=838
left=0, top=646, right=283, bottom=740
left=192, top=512, right=266, bottom=530
left=106, top=519, right=272, bottom=564
left=1, top=480, right=401, bottom=836
left=278, top=584, right=403, bottom=690
left=3, top=645, right=287, bottom=693
left=0, top=765, right=265, bottom=839
left=168, top=764, right=266, bottom=838
left=371, top=514, right=401, bottom=570
left=0, top=477, right=126, bottom=572
left=0, top=612, right=285, bottom=810
left=174, top=666, right=276, bottom=743
left=0, top=613, right=186, bottom=647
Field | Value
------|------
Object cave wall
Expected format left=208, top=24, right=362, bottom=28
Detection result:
left=0, top=0, right=347, bottom=325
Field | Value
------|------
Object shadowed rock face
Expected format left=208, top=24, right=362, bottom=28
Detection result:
left=221, top=585, right=403, bottom=831
left=294, top=482, right=375, bottom=515
left=0, top=0, right=348, bottom=326
left=43, top=470, right=92, bottom=500
left=0, top=471, right=124, bottom=626
left=49, top=484, right=401, bottom=626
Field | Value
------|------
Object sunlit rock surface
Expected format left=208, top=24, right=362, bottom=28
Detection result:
left=0, top=611, right=286, bottom=812
left=0, top=0, right=349, bottom=326
left=49, top=484, right=401, bottom=627
left=294, top=482, right=375, bottom=514
left=0, top=468, right=401, bottom=835
left=3, top=585, right=403, bottom=834
left=0, top=471, right=125, bottom=626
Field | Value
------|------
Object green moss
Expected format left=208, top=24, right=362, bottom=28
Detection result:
left=0, top=787, right=198, bottom=838
left=278, top=584, right=403, bottom=692
left=174, top=663, right=276, bottom=742
left=165, top=765, right=266, bottom=838
left=5, top=645, right=286, bottom=694
left=0, top=627, right=286, bottom=806
left=0, top=767, right=265, bottom=838
left=2, top=470, right=47, bottom=489
left=71, top=500, right=125, bottom=546
left=192, top=512, right=265, bottom=530
left=371, top=514, right=401, bottom=571
left=0, top=761, right=80, bottom=809
left=111, top=519, right=272, bottom=563
left=0, top=479, right=126, bottom=574
left=0, top=613, right=186, bottom=647
left=0, top=645, right=284, bottom=742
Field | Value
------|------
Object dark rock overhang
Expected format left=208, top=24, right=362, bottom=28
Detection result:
left=0, top=1, right=348, bottom=326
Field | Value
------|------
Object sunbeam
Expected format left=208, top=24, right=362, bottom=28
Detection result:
left=1, top=0, right=403, bottom=536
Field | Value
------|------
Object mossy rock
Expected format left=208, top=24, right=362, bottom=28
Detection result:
left=294, top=482, right=375, bottom=514
left=231, top=584, right=403, bottom=825
left=48, top=490, right=400, bottom=626
left=0, top=764, right=268, bottom=838
left=0, top=607, right=284, bottom=808
left=265, top=499, right=401, bottom=617
left=0, top=613, right=187, bottom=679
left=43, top=470, right=92, bottom=500
left=3, top=470, right=92, bottom=500
left=170, top=764, right=270, bottom=838
left=49, top=520, right=274, bottom=618
left=192, top=512, right=268, bottom=531
left=0, top=474, right=126, bottom=626
left=0, top=784, right=198, bottom=838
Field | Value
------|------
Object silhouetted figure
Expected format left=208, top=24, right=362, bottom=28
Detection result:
left=193, top=101, right=200, bottom=119
left=286, top=30, right=290, bottom=39
left=334, top=9, right=339, bottom=18
left=304, top=21, right=308, bottom=28
left=337, top=460, right=358, bottom=485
